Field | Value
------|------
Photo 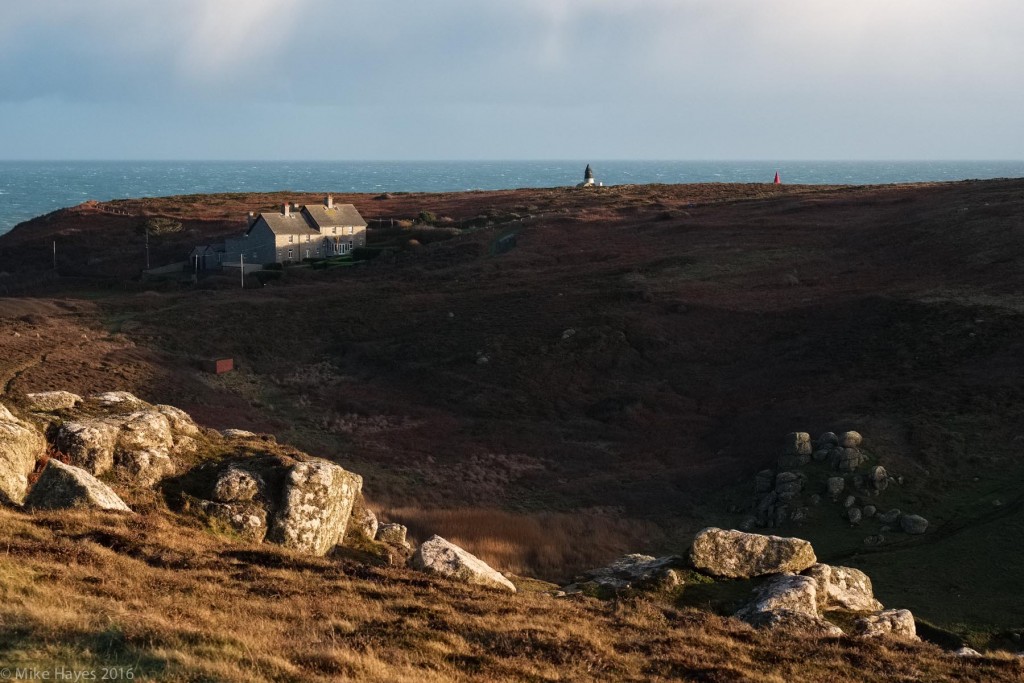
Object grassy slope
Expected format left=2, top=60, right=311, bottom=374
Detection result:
left=0, top=507, right=1019, bottom=682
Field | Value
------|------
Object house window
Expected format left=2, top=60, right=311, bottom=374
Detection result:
left=288, top=248, right=293, bottom=259
left=332, top=227, right=337, bottom=234
left=306, top=235, right=310, bottom=242
left=288, top=235, right=294, bottom=243
left=347, top=226, right=354, bottom=235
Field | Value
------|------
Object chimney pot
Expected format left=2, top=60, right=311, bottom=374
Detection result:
left=326, top=194, right=334, bottom=209
left=283, top=203, right=290, bottom=217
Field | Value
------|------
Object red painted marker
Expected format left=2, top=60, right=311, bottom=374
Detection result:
left=773, top=171, right=781, bottom=185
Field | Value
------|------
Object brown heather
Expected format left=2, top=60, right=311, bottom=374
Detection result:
left=0, top=506, right=1019, bottom=682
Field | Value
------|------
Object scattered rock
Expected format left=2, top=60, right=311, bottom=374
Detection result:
left=900, top=514, right=929, bottom=535
left=840, top=431, right=863, bottom=448
left=863, top=504, right=877, bottom=518
left=863, top=534, right=885, bottom=546
left=826, top=476, right=845, bottom=498
left=817, top=432, right=839, bottom=448
left=754, top=469, right=775, bottom=494
left=868, top=465, right=889, bottom=491
left=376, top=522, right=409, bottom=547
left=266, top=461, right=362, bottom=556
left=25, top=459, right=131, bottom=512
left=809, top=494, right=821, bottom=506
left=847, top=507, right=863, bottom=525
left=26, top=391, right=82, bottom=412
left=689, top=528, right=817, bottom=579
left=843, top=495, right=857, bottom=508
left=803, top=564, right=883, bottom=612
left=878, top=509, right=902, bottom=525
left=411, top=535, right=516, bottom=593
left=0, top=403, right=46, bottom=505
left=854, top=609, right=919, bottom=640
left=779, top=432, right=812, bottom=468
left=835, top=447, right=867, bottom=472
left=952, top=646, right=982, bottom=658
left=735, top=574, right=843, bottom=636
left=566, top=554, right=683, bottom=594
left=774, top=472, right=804, bottom=501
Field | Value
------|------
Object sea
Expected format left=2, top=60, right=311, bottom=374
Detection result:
left=1, top=160, right=1023, bottom=235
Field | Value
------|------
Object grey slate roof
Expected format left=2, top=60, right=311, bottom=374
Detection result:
left=253, top=212, right=320, bottom=236
left=304, top=203, right=368, bottom=229
left=248, top=203, right=367, bottom=236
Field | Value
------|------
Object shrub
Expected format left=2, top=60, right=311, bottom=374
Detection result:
left=139, top=217, right=183, bottom=236
left=415, top=211, right=437, bottom=226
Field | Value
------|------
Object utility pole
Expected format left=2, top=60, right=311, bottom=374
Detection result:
left=240, top=253, right=245, bottom=289
left=52, top=241, right=56, bottom=270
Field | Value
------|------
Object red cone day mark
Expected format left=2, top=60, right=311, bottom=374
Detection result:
left=774, top=171, right=781, bottom=185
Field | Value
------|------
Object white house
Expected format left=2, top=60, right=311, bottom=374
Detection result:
left=219, top=196, right=368, bottom=267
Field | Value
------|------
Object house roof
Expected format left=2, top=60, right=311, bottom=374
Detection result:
left=247, top=203, right=367, bottom=236
left=253, top=212, right=321, bottom=236
left=304, top=203, right=368, bottom=229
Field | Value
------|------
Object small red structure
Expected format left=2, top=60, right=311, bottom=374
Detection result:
left=773, top=171, right=781, bottom=185
left=202, top=358, right=234, bottom=375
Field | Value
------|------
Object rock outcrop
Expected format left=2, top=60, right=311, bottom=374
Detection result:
left=25, top=459, right=131, bottom=512
left=25, top=391, right=82, bottom=412
left=854, top=609, right=919, bottom=640
left=411, top=535, right=516, bottom=593
left=345, top=496, right=379, bottom=544
left=266, top=461, right=363, bottom=556
left=803, top=563, right=883, bottom=612
left=0, top=403, right=46, bottom=505
left=734, top=574, right=843, bottom=636
left=689, top=527, right=816, bottom=578
left=52, top=393, right=200, bottom=487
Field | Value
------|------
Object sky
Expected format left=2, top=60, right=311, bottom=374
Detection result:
left=0, top=0, right=1022, bottom=160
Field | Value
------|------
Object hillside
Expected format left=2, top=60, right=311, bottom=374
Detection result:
left=1, top=179, right=1024, bottom=676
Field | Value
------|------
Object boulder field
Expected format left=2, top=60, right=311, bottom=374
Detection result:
left=0, top=392, right=936, bottom=644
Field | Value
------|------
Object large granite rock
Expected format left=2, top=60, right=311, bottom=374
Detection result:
left=25, top=459, right=131, bottom=512
left=54, top=419, right=121, bottom=475
left=26, top=391, right=82, bottom=412
left=803, top=564, right=883, bottom=612
left=266, top=461, right=362, bottom=556
left=689, top=528, right=817, bottom=579
left=840, top=431, right=863, bottom=448
left=774, top=472, right=804, bottom=501
left=854, top=609, right=919, bottom=640
left=411, top=535, right=516, bottom=593
left=734, top=574, right=843, bottom=636
left=779, top=432, right=812, bottom=468
left=0, top=403, right=46, bottom=505
left=54, top=403, right=191, bottom=486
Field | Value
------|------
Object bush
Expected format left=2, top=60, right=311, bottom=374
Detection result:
left=254, top=270, right=283, bottom=285
left=138, top=217, right=183, bottom=236
left=415, top=211, right=438, bottom=226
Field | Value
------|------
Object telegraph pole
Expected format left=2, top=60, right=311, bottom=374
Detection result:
left=52, top=241, right=56, bottom=270
left=240, top=253, right=245, bottom=289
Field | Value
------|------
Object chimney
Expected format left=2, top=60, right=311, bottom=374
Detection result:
left=326, top=194, right=334, bottom=209
left=283, top=203, right=290, bottom=217
left=247, top=211, right=256, bottom=227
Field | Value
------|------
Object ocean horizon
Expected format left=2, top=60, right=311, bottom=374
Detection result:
left=1, top=159, right=1023, bottom=235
